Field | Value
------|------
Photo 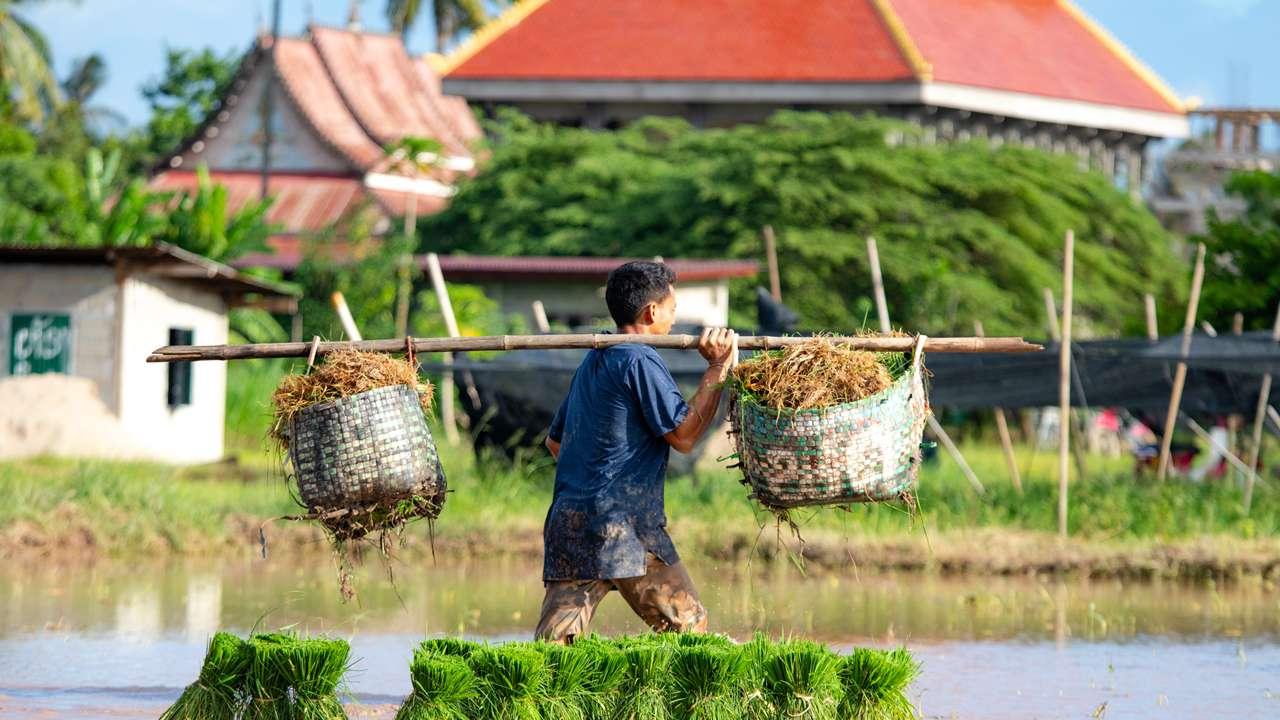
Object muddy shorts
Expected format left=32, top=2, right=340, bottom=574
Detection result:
left=534, top=553, right=708, bottom=643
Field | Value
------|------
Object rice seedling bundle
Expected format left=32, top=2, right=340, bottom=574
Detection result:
left=467, top=645, right=549, bottom=720
left=759, top=640, right=842, bottom=720
left=667, top=645, right=750, bottom=720
left=160, top=631, right=252, bottom=720
left=728, top=337, right=929, bottom=510
left=612, top=643, right=673, bottom=720
left=837, top=648, right=920, bottom=720
left=247, top=633, right=351, bottom=720
left=417, top=636, right=484, bottom=660
left=532, top=643, right=597, bottom=720
left=396, top=652, right=478, bottom=720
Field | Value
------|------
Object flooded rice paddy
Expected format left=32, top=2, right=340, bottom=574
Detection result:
left=1, top=555, right=1277, bottom=718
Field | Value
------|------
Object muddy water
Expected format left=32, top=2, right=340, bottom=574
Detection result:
left=2, top=555, right=1278, bottom=718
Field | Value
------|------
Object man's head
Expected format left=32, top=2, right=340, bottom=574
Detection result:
left=605, top=261, right=677, bottom=334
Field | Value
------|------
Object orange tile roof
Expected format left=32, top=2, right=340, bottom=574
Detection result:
left=445, top=0, right=1181, bottom=114
left=447, top=0, right=915, bottom=83
left=890, top=0, right=1177, bottom=113
left=273, top=36, right=386, bottom=168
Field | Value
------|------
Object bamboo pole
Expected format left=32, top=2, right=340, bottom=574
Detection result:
left=1043, top=288, right=1061, bottom=342
left=147, top=334, right=1042, bottom=363
left=1144, top=293, right=1158, bottom=341
left=763, top=225, right=782, bottom=302
left=1244, top=302, right=1280, bottom=512
left=1181, top=413, right=1264, bottom=488
left=330, top=292, right=362, bottom=342
left=1058, top=230, right=1074, bottom=540
left=531, top=300, right=551, bottom=333
left=424, top=253, right=460, bottom=444
left=865, top=236, right=984, bottom=495
left=867, top=236, right=892, bottom=334
left=1157, top=242, right=1207, bottom=482
left=976, top=320, right=1022, bottom=493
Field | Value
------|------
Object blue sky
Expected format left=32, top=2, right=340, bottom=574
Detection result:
left=24, top=0, right=1280, bottom=130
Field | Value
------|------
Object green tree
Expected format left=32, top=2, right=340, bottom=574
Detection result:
left=140, top=47, right=240, bottom=164
left=423, top=111, right=1185, bottom=337
left=1198, top=170, right=1280, bottom=331
left=0, top=0, right=60, bottom=124
left=385, top=0, right=489, bottom=52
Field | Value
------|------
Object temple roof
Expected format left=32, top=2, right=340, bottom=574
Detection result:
left=442, top=0, right=1184, bottom=132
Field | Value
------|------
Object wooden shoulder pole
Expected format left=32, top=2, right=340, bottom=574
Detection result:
left=1058, top=230, right=1074, bottom=540
left=1244, top=301, right=1280, bottom=513
left=977, top=321, right=1022, bottom=493
left=1156, top=242, right=1207, bottom=482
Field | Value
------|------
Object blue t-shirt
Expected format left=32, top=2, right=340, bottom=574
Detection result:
left=543, top=343, right=690, bottom=581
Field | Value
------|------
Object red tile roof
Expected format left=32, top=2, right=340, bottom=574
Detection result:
left=448, top=0, right=914, bottom=83
left=890, top=0, right=1175, bottom=113
left=444, top=0, right=1180, bottom=114
left=149, top=170, right=373, bottom=235
left=310, top=27, right=473, bottom=156
left=232, top=245, right=759, bottom=282
left=421, top=255, right=759, bottom=282
left=273, top=36, right=387, bottom=168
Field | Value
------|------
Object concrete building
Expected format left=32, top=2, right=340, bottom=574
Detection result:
left=440, top=0, right=1188, bottom=196
left=1150, top=107, right=1280, bottom=235
left=0, top=244, right=297, bottom=463
left=149, top=25, right=481, bottom=265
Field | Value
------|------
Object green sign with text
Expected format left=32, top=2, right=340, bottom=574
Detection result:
left=8, top=313, right=72, bottom=375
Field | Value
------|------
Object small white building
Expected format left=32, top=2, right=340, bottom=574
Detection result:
left=0, top=243, right=297, bottom=464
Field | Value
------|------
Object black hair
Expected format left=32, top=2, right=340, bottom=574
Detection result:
left=605, top=261, right=677, bottom=326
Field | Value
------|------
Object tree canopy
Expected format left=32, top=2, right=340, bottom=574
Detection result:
left=422, top=111, right=1186, bottom=338
left=1198, top=170, right=1280, bottom=332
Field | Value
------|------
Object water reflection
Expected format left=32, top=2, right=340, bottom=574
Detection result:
left=2, top=555, right=1277, bottom=643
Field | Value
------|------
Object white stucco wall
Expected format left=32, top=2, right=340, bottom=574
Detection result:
left=116, top=274, right=229, bottom=464
left=475, top=279, right=730, bottom=329
left=0, top=264, right=119, bottom=409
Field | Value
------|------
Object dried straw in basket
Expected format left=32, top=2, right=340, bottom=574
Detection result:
left=730, top=338, right=904, bottom=411
left=270, top=349, right=433, bottom=448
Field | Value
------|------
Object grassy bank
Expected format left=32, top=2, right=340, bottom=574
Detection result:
left=5, top=427, right=1280, bottom=579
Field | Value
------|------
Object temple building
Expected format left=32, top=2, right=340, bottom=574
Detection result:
left=149, top=25, right=481, bottom=264
left=439, top=0, right=1188, bottom=196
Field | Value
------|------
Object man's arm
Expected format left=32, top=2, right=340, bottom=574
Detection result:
left=664, top=327, right=736, bottom=454
left=545, top=436, right=561, bottom=459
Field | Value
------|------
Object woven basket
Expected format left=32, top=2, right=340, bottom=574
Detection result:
left=287, top=383, right=446, bottom=514
left=730, top=337, right=929, bottom=509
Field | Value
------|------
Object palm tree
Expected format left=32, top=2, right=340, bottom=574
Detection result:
left=0, top=0, right=61, bottom=123
left=385, top=0, right=491, bottom=53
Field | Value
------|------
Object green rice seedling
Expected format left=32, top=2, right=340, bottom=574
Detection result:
left=558, top=636, right=626, bottom=720
left=247, top=633, right=351, bottom=720
left=467, top=645, right=548, bottom=720
left=160, top=631, right=252, bottom=720
left=417, top=637, right=484, bottom=660
left=667, top=645, right=749, bottom=720
left=611, top=643, right=673, bottom=720
left=247, top=633, right=295, bottom=720
left=837, top=648, right=920, bottom=720
left=396, top=653, right=478, bottom=720
left=532, top=643, right=594, bottom=720
left=739, top=633, right=776, bottom=720
left=760, top=640, right=841, bottom=720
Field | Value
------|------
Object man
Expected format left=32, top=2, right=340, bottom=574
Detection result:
left=535, top=261, right=736, bottom=643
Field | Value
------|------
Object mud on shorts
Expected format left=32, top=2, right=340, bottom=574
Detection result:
left=534, top=553, right=708, bottom=643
